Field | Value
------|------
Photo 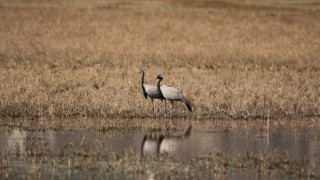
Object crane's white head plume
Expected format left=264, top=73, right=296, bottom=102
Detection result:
left=140, top=68, right=146, bottom=74
left=155, top=74, right=163, bottom=80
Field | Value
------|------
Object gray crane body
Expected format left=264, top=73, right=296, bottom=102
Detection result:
left=156, top=75, right=192, bottom=112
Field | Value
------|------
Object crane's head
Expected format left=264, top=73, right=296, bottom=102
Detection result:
left=155, top=74, right=163, bottom=80
left=140, top=68, right=146, bottom=74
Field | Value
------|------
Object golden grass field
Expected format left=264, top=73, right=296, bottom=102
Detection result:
left=0, top=0, right=320, bottom=120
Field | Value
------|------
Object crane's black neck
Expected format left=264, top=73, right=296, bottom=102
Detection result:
left=157, top=78, right=165, bottom=100
left=141, top=72, right=145, bottom=86
left=141, top=72, right=148, bottom=99
left=157, top=135, right=165, bottom=155
left=141, top=134, right=147, bottom=157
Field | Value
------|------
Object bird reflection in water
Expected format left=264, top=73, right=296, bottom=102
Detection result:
left=141, top=125, right=192, bottom=157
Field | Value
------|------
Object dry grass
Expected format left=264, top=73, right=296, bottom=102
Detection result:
left=0, top=1, right=320, bottom=119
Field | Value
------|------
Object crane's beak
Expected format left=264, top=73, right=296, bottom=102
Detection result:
left=155, top=75, right=162, bottom=79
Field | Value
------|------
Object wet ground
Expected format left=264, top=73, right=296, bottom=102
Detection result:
left=0, top=118, right=319, bottom=179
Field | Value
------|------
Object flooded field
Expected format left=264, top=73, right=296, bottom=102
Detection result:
left=0, top=118, right=319, bottom=179
left=1, top=0, right=319, bottom=179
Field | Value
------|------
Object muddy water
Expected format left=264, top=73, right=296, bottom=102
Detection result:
left=0, top=120, right=319, bottom=179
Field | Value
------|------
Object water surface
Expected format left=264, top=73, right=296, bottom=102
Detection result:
left=0, top=119, right=319, bottom=179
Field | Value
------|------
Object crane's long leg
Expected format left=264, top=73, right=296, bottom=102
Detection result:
left=164, top=100, right=167, bottom=114
left=151, top=99, right=154, bottom=113
left=170, top=101, right=174, bottom=111
left=170, top=100, right=174, bottom=118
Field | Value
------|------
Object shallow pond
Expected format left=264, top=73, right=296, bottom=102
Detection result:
left=0, top=118, right=319, bottom=179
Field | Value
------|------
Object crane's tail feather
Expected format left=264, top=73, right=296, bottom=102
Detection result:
left=182, top=95, right=192, bottom=112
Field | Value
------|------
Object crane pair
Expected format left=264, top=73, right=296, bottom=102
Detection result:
left=140, top=68, right=192, bottom=114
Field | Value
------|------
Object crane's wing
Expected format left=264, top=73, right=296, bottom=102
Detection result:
left=161, top=85, right=192, bottom=111
left=144, top=84, right=162, bottom=99
left=160, top=85, right=182, bottom=100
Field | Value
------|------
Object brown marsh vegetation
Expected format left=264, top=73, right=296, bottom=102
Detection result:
left=1, top=1, right=320, bottom=179
left=0, top=0, right=320, bottom=119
